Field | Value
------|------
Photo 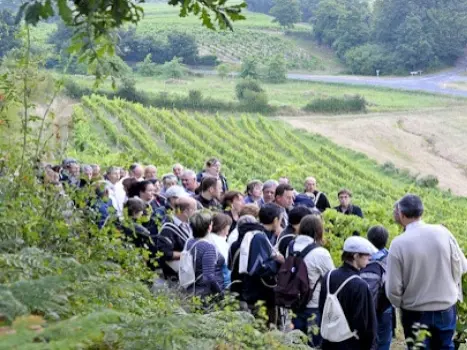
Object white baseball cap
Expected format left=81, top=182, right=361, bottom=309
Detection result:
left=343, top=236, right=378, bottom=255
left=165, top=185, right=189, bottom=199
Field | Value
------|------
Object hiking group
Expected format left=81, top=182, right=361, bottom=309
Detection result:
left=40, top=158, right=467, bottom=350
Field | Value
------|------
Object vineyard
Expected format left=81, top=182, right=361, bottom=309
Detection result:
left=73, top=95, right=467, bottom=246
left=4, top=94, right=467, bottom=348
left=134, top=3, right=337, bottom=71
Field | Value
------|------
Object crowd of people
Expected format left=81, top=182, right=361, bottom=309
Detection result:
left=40, top=157, right=467, bottom=350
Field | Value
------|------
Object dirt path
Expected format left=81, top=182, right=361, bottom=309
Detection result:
left=282, top=107, right=467, bottom=196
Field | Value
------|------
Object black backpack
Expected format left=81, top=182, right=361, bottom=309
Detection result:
left=275, top=242, right=319, bottom=310
left=360, top=257, right=391, bottom=314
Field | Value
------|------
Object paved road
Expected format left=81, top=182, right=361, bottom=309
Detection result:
left=195, top=60, right=467, bottom=97
left=288, top=67, right=467, bottom=97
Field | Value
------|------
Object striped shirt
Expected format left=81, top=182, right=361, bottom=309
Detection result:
left=186, top=238, right=225, bottom=296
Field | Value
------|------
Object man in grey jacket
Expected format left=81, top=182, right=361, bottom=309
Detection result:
left=386, top=194, right=467, bottom=349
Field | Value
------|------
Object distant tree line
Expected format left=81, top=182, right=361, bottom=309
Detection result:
left=45, top=23, right=219, bottom=74
left=248, top=0, right=467, bottom=74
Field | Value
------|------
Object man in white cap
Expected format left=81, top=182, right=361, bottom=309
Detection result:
left=319, top=236, right=378, bottom=350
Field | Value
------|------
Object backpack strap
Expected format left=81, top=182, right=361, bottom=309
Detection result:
left=299, top=243, right=318, bottom=259
left=314, top=191, right=322, bottom=205
left=334, top=275, right=360, bottom=295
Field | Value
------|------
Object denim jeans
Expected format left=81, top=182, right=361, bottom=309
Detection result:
left=401, top=305, right=456, bottom=350
left=376, top=307, right=393, bottom=350
left=292, top=307, right=322, bottom=348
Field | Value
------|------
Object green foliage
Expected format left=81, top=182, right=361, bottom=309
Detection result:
left=313, top=0, right=370, bottom=58
left=312, top=0, right=467, bottom=74
left=265, top=55, right=287, bottom=83
left=270, top=0, right=301, bottom=28
left=303, top=95, right=367, bottom=114
left=236, top=79, right=264, bottom=100
left=136, top=54, right=160, bottom=77
left=216, top=63, right=230, bottom=79
left=416, top=175, right=439, bottom=189
left=344, top=44, right=388, bottom=75
left=160, top=57, right=186, bottom=79
left=240, top=56, right=260, bottom=79
left=0, top=10, right=21, bottom=57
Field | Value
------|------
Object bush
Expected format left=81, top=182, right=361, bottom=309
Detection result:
left=235, top=79, right=264, bottom=101
left=416, top=174, right=439, bottom=188
left=195, top=55, right=219, bottom=66
left=160, top=57, right=186, bottom=79
left=303, top=95, right=367, bottom=114
left=188, top=89, right=203, bottom=107
left=136, top=54, right=160, bottom=77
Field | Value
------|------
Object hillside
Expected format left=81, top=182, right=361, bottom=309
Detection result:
left=72, top=95, right=467, bottom=245
left=28, top=3, right=343, bottom=74
left=285, top=107, right=467, bottom=196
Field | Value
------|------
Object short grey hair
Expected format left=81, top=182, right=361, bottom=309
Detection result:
left=182, top=169, right=196, bottom=179
left=237, top=215, right=257, bottom=227
left=263, top=179, right=279, bottom=191
left=398, top=194, right=424, bottom=219
left=162, top=173, right=177, bottom=182
left=106, top=166, right=120, bottom=175
left=81, top=164, right=92, bottom=173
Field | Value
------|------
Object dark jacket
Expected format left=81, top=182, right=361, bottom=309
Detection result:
left=196, top=171, right=229, bottom=193
left=119, top=221, right=158, bottom=268
left=156, top=220, right=191, bottom=280
left=224, top=210, right=238, bottom=233
left=334, top=205, right=363, bottom=218
left=228, top=222, right=264, bottom=298
left=194, top=194, right=222, bottom=212
left=276, top=226, right=296, bottom=257
left=231, top=223, right=279, bottom=306
left=313, top=190, right=331, bottom=212
left=92, top=198, right=113, bottom=229
left=319, top=263, right=377, bottom=350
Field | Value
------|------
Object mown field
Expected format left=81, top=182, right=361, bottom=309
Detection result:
left=69, top=74, right=467, bottom=112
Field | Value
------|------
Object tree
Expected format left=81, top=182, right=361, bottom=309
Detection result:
left=15, top=0, right=247, bottom=78
left=136, top=54, right=160, bottom=77
left=313, top=0, right=370, bottom=57
left=270, top=0, right=301, bottom=28
left=167, top=33, right=198, bottom=65
left=161, top=57, right=186, bottom=79
left=240, top=56, right=260, bottom=79
left=0, top=10, right=20, bottom=57
left=217, top=64, right=230, bottom=79
left=266, top=55, right=287, bottom=83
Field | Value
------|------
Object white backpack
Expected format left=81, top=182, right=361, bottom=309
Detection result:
left=179, top=239, right=205, bottom=289
left=320, top=271, right=360, bottom=342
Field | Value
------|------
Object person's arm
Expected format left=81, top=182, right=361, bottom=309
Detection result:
left=202, top=244, right=222, bottom=294
left=449, top=232, right=467, bottom=301
left=321, top=193, right=331, bottom=211
left=352, top=283, right=377, bottom=350
left=157, top=228, right=175, bottom=261
left=318, top=271, right=329, bottom=315
left=355, top=206, right=364, bottom=218
left=271, top=248, right=285, bottom=264
left=385, top=247, right=403, bottom=308
left=317, top=249, right=336, bottom=276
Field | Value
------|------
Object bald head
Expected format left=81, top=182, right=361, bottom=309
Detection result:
left=144, top=165, right=157, bottom=180
left=175, top=196, right=197, bottom=212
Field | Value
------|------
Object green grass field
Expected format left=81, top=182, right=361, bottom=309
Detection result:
left=70, top=74, right=467, bottom=112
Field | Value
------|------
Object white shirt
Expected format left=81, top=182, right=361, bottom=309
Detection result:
left=208, top=233, right=229, bottom=260
left=106, top=180, right=126, bottom=218
left=227, top=228, right=239, bottom=249
left=292, top=235, right=335, bottom=308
